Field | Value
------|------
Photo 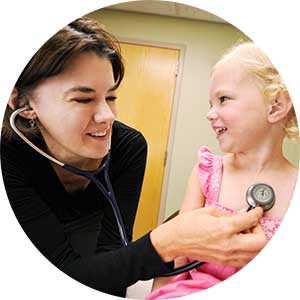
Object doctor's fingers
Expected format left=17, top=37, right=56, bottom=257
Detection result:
left=226, top=207, right=264, bottom=233
left=215, top=254, right=256, bottom=268
left=203, top=227, right=267, bottom=267
left=220, top=249, right=265, bottom=268
left=202, top=206, right=232, bottom=217
left=229, top=230, right=267, bottom=257
left=187, top=246, right=260, bottom=268
left=214, top=234, right=266, bottom=267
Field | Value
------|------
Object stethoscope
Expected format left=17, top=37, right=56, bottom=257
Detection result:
left=10, top=105, right=276, bottom=277
left=10, top=105, right=129, bottom=247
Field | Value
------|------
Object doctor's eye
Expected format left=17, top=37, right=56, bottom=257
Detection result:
left=106, top=96, right=117, bottom=102
left=73, top=98, right=93, bottom=104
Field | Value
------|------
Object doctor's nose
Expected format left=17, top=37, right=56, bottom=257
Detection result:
left=94, top=101, right=116, bottom=124
left=206, top=109, right=219, bottom=121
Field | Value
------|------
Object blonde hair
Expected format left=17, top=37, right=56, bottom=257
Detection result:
left=213, top=41, right=299, bottom=142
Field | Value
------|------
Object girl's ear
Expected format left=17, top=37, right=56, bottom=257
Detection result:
left=8, top=88, right=37, bottom=120
left=267, top=91, right=292, bottom=123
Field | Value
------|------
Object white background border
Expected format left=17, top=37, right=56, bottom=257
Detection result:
left=1, top=1, right=299, bottom=299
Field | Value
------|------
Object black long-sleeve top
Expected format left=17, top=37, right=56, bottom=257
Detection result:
left=0, top=121, right=172, bottom=297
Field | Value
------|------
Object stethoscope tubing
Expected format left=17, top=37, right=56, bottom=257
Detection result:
left=63, top=156, right=129, bottom=246
left=10, top=106, right=64, bottom=166
left=8, top=106, right=211, bottom=276
left=161, top=203, right=257, bottom=276
left=9, top=106, right=261, bottom=277
left=10, top=106, right=129, bottom=247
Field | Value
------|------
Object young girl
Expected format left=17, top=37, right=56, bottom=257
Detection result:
left=147, top=41, right=299, bottom=299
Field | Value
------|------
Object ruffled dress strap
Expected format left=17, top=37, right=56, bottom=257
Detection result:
left=197, top=146, right=223, bottom=205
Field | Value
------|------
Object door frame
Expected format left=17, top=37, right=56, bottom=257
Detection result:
left=117, top=36, right=186, bottom=224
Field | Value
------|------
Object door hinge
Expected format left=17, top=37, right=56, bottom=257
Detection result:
left=164, top=151, right=168, bottom=167
left=175, top=61, right=179, bottom=77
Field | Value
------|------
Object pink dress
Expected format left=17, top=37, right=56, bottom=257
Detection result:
left=147, top=147, right=281, bottom=300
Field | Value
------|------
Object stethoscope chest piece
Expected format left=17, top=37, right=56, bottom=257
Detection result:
left=246, top=183, right=275, bottom=211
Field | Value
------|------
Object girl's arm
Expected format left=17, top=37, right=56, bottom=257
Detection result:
left=151, top=162, right=206, bottom=291
left=180, top=163, right=206, bottom=213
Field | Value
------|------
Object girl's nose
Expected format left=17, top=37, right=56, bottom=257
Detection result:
left=94, top=102, right=115, bottom=124
left=206, top=110, right=218, bottom=121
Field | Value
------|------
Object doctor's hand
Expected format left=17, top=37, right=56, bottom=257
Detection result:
left=150, top=206, right=266, bottom=268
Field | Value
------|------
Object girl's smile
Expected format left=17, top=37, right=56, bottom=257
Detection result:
left=208, top=59, right=270, bottom=153
left=212, top=126, right=228, bottom=138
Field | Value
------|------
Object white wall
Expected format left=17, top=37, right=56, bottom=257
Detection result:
left=88, top=8, right=299, bottom=220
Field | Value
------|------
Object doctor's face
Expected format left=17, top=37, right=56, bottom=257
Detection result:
left=29, top=51, right=117, bottom=166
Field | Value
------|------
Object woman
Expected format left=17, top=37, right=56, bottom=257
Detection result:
left=1, top=17, right=266, bottom=297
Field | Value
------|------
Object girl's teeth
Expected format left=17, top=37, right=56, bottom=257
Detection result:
left=217, top=127, right=227, bottom=134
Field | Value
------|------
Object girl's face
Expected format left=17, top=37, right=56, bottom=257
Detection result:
left=30, top=51, right=117, bottom=166
left=208, top=59, right=270, bottom=153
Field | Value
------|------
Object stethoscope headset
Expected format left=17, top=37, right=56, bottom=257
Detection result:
left=10, top=105, right=276, bottom=277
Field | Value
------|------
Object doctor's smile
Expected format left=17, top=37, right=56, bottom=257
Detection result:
left=88, top=130, right=109, bottom=138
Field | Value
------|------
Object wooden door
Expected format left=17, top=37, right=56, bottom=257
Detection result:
left=117, top=42, right=179, bottom=240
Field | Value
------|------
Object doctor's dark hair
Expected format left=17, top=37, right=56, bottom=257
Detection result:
left=2, top=17, right=124, bottom=140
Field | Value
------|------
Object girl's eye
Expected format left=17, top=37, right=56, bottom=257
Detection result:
left=106, top=96, right=117, bottom=102
left=219, top=96, right=229, bottom=103
left=73, top=98, right=92, bottom=104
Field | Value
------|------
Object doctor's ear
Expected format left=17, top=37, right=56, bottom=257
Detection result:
left=8, top=88, right=37, bottom=120
left=267, top=91, right=293, bottom=123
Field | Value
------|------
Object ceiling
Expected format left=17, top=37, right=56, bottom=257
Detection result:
left=106, top=1, right=226, bottom=23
